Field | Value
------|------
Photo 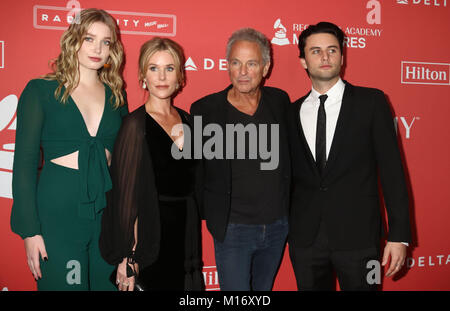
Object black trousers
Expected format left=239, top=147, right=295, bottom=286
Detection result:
left=289, top=221, right=380, bottom=291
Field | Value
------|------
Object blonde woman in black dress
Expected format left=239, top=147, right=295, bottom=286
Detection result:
left=100, top=38, right=204, bottom=291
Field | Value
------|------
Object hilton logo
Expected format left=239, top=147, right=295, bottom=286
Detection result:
left=202, top=266, right=219, bottom=291
left=401, top=61, right=450, bottom=85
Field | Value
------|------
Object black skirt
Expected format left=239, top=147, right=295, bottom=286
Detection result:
left=139, top=198, right=186, bottom=290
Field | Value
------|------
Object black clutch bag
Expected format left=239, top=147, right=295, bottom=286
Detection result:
left=109, top=256, right=146, bottom=291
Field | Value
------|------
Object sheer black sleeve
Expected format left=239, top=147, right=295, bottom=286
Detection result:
left=99, top=112, right=144, bottom=265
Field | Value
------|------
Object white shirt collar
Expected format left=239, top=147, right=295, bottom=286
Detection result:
left=310, top=78, right=345, bottom=104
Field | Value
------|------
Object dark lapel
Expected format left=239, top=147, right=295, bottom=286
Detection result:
left=261, top=87, right=279, bottom=123
left=215, top=85, right=233, bottom=126
left=322, top=81, right=355, bottom=179
left=295, top=92, right=319, bottom=174
left=260, top=87, right=289, bottom=175
left=215, top=85, right=232, bottom=182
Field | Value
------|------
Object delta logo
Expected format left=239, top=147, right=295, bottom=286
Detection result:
left=401, top=61, right=450, bottom=86
left=397, top=0, right=447, bottom=7
left=33, top=5, right=176, bottom=36
left=184, top=57, right=228, bottom=72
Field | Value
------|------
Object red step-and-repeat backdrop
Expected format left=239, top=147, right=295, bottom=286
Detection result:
left=0, top=0, right=449, bottom=291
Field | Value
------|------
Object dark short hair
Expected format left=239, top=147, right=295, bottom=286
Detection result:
left=298, top=22, right=344, bottom=58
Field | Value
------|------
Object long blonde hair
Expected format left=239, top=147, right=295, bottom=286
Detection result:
left=43, top=8, right=125, bottom=108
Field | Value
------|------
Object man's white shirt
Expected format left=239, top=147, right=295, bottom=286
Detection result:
left=300, top=78, right=345, bottom=160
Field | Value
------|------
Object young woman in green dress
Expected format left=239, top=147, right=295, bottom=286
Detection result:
left=10, top=8, right=128, bottom=290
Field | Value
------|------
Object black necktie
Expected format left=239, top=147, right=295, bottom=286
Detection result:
left=316, top=94, right=328, bottom=175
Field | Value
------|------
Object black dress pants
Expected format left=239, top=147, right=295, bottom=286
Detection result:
left=289, top=221, right=380, bottom=291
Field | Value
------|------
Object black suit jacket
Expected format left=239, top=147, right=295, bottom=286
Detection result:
left=288, top=81, right=411, bottom=250
left=190, top=85, right=292, bottom=242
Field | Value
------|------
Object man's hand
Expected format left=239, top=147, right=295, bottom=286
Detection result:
left=382, top=242, right=407, bottom=277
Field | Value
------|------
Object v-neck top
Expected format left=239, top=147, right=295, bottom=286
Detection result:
left=145, top=111, right=195, bottom=197
left=225, top=96, right=284, bottom=225
left=11, top=79, right=128, bottom=239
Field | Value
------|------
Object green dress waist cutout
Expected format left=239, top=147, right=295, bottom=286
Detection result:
left=11, top=79, right=128, bottom=239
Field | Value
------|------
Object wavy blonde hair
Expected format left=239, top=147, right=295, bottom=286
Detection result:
left=43, top=8, right=125, bottom=108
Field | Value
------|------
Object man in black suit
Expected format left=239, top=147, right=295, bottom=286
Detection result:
left=190, top=28, right=291, bottom=290
left=288, top=22, right=411, bottom=290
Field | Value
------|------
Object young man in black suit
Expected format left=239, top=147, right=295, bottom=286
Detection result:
left=288, top=22, right=412, bottom=290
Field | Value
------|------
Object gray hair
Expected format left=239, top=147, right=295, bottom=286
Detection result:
left=226, top=28, right=271, bottom=64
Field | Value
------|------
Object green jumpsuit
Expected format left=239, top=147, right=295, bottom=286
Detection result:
left=10, top=79, right=128, bottom=290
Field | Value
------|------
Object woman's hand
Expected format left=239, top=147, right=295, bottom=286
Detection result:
left=116, top=258, right=138, bottom=291
left=24, top=235, right=47, bottom=280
